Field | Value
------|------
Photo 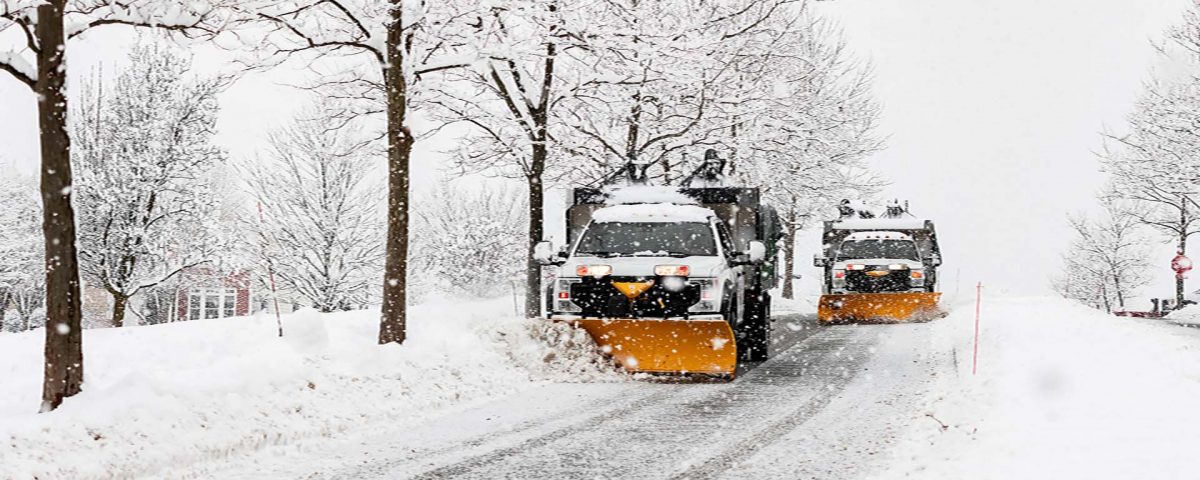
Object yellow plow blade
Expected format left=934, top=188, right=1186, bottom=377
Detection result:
left=818, top=292, right=943, bottom=324
left=570, top=318, right=737, bottom=377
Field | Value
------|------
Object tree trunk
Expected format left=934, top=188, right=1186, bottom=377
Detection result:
left=111, top=293, right=128, bottom=328
left=1111, top=269, right=1125, bottom=310
left=36, top=1, right=85, bottom=412
left=0, top=289, right=9, bottom=332
left=1179, top=201, right=1188, bottom=308
left=378, top=2, right=412, bottom=345
left=782, top=205, right=797, bottom=300
left=524, top=26, right=556, bottom=319
left=525, top=169, right=545, bottom=318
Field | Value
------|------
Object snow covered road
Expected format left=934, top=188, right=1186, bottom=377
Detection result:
left=205, top=314, right=949, bottom=479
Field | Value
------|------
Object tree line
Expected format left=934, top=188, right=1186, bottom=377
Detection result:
left=0, top=0, right=880, bottom=412
left=1058, top=2, right=1200, bottom=312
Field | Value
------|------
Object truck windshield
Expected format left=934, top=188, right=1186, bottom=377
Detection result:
left=575, top=222, right=717, bottom=257
left=836, top=239, right=919, bottom=261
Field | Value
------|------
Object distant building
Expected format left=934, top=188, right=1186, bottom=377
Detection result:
left=175, top=269, right=252, bottom=322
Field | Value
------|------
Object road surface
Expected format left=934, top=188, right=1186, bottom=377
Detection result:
left=206, top=313, right=953, bottom=479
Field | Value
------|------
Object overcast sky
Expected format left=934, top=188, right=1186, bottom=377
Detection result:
left=812, top=0, right=1193, bottom=302
left=0, top=0, right=1195, bottom=304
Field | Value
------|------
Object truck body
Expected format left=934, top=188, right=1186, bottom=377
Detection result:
left=813, top=216, right=944, bottom=323
left=538, top=185, right=781, bottom=377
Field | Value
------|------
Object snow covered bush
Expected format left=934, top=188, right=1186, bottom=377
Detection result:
left=411, top=182, right=528, bottom=299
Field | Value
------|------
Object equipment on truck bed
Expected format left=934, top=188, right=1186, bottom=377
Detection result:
left=535, top=150, right=782, bottom=378
left=813, top=201, right=944, bottom=324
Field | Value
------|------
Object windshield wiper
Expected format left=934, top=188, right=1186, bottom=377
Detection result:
left=575, top=251, right=622, bottom=258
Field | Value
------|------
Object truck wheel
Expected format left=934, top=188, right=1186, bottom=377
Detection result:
left=738, top=291, right=771, bottom=362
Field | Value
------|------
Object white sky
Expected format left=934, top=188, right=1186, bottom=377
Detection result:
left=814, top=0, right=1193, bottom=302
left=0, top=0, right=1195, bottom=305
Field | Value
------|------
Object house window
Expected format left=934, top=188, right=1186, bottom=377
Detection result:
left=188, top=288, right=239, bottom=320
left=189, top=294, right=202, bottom=321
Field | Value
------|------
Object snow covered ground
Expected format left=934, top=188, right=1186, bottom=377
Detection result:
left=884, top=296, right=1200, bottom=479
left=5, top=294, right=1200, bottom=479
left=1163, top=306, right=1200, bottom=327
left=0, top=297, right=618, bottom=479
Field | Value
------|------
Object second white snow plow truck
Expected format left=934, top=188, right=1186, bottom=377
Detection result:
left=535, top=151, right=781, bottom=378
left=813, top=201, right=944, bottom=324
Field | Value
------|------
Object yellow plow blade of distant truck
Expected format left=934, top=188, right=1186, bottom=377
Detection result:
left=818, top=292, right=943, bottom=324
left=570, top=318, right=737, bottom=378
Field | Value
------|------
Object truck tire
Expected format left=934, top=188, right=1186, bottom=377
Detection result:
left=738, top=290, right=771, bottom=362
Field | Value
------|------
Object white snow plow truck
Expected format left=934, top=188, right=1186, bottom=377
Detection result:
left=813, top=201, right=944, bottom=324
left=535, top=151, right=781, bottom=378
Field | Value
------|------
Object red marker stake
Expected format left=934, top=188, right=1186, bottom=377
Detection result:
left=972, top=282, right=982, bottom=376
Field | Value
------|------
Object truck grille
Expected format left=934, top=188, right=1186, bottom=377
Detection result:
left=845, top=267, right=912, bottom=293
left=569, top=276, right=702, bottom=318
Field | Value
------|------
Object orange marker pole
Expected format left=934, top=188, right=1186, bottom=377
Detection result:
left=972, top=282, right=982, bottom=375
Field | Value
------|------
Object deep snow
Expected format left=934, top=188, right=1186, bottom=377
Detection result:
left=0, top=297, right=620, bottom=479
left=5, top=294, right=1200, bottom=479
left=882, top=296, right=1200, bottom=479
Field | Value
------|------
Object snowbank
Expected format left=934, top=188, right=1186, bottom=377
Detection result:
left=0, top=298, right=621, bottom=479
left=882, top=296, right=1200, bottom=479
left=1163, top=306, right=1200, bottom=327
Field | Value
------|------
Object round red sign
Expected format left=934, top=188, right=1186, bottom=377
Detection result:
left=1172, top=253, right=1193, bottom=276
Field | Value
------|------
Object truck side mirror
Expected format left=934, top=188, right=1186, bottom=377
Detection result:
left=533, top=241, right=563, bottom=266
left=813, top=255, right=828, bottom=268
left=927, top=253, right=942, bottom=267
left=747, top=241, right=767, bottom=264
left=732, top=241, right=767, bottom=266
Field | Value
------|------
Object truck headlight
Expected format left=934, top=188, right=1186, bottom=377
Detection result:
left=910, top=270, right=925, bottom=286
left=688, top=278, right=719, bottom=313
left=555, top=278, right=582, bottom=313
left=832, top=269, right=846, bottom=287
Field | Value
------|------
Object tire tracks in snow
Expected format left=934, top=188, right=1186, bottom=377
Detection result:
left=667, top=332, right=875, bottom=480
left=405, top=323, right=868, bottom=480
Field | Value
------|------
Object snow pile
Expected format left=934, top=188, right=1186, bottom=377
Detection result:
left=0, top=297, right=621, bottom=479
left=832, top=218, right=928, bottom=230
left=604, top=186, right=697, bottom=205
left=1163, top=306, right=1200, bottom=326
left=883, top=296, right=1200, bottom=479
left=592, top=203, right=714, bottom=223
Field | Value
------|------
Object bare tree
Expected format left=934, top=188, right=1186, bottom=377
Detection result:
left=435, top=0, right=812, bottom=313
left=242, top=104, right=385, bottom=312
left=1101, top=76, right=1200, bottom=307
left=429, top=0, right=571, bottom=317
left=248, top=0, right=484, bottom=344
left=1055, top=196, right=1151, bottom=312
left=722, top=13, right=884, bottom=299
left=73, top=41, right=227, bottom=328
left=0, top=0, right=236, bottom=411
left=0, top=171, right=45, bottom=332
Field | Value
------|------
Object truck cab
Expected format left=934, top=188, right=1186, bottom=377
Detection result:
left=829, top=231, right=930, bottom=294
left=543, top=203, right=763, bottom=323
